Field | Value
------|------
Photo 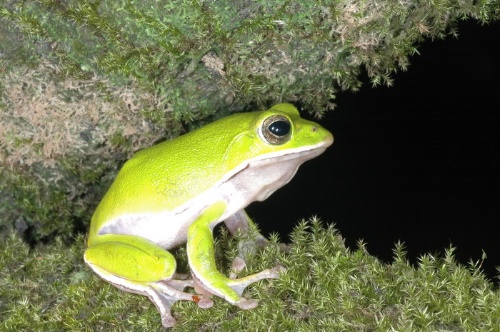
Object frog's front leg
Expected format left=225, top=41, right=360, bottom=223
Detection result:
left=223, top=210, right=268, bottom=247
left=187, top=202, right=284, bottom=309
left=224, top=210, right=290, bottom=268
left=84, top=234, right=213, bottom=328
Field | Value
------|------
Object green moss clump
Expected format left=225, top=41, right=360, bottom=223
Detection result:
left=1, top=219, right=498, bottom=331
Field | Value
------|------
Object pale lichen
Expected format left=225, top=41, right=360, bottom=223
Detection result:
left=0, top=62, right=166, bottom=168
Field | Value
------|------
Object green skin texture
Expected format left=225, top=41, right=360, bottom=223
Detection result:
left=84, top=103, right=333, bottom=328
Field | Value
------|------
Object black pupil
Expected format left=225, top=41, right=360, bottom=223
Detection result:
left=268, top=120, right=290, bottom=137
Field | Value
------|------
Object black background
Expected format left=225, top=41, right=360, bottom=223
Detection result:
left=247, top=19, right=500, bottom=281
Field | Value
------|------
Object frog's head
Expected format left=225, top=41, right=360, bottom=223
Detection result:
left=255, top=102, right=333, bottom=155
left=221, top=103, right=333, bottom=168
left=218, top=103, right=333, bottom=203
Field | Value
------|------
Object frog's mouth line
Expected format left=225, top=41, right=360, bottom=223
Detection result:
left=226, top=139, right=332, bottom=182
left=216, top=143, right=331, bottom=210
left=250, top=132, right=332, bottom=164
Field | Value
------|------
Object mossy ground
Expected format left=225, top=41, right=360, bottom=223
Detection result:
left=1, top=219, right=498, bottom=331
left=1, top=0, right=499, bottom=246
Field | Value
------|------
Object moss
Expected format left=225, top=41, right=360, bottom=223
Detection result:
left=1, top=219, right=498, bottom=331
left=0, top=61, right=175, bottom=241
left=2, top=0, right=499, bottom=117
left=0, top=0, right=499, bottom=253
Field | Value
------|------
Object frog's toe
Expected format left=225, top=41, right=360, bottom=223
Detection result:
left=235, top=298, right=259, bottom=310
left=196, top=297, right=214, bottom=309
left=230, top=256, right=247, bottom=278
left=149, top=280, right=212, bottom=327
left=161, top=314, right=177, bottom=328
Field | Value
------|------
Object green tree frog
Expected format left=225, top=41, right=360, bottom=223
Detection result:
left=84, top=103, right=333, bottom=328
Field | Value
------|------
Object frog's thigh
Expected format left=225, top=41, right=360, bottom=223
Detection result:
left=85, top=234, right=208, bottom=328
left=84, top=234, right=176, bottom=282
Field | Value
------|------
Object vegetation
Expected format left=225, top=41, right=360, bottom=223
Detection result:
left=1, top=0, right=499, bottom=242
left=0, top=1, right=499, bottom=330
left=1, top=219, right=498, bottom=331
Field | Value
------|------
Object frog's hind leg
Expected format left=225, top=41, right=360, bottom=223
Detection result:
left=84, top=235, right=213, bottom=328
left=187, top=202, right=285, bottom=310
left=87, top=261, right=213, bottom=328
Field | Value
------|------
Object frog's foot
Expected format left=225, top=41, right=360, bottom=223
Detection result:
left=228, top=265, right=285, bottom=309
left=227, top=265, right=285, bottom=298
left=150, top=280, right=214, bottom=327
left=158, top=279, right=214, bottom=308
left=193, top=265, right=285, bottom=310
left=109, top=276, right=213, bottom=328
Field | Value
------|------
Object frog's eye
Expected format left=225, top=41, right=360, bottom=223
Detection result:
left=261, top=114, right=292, bottom=145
